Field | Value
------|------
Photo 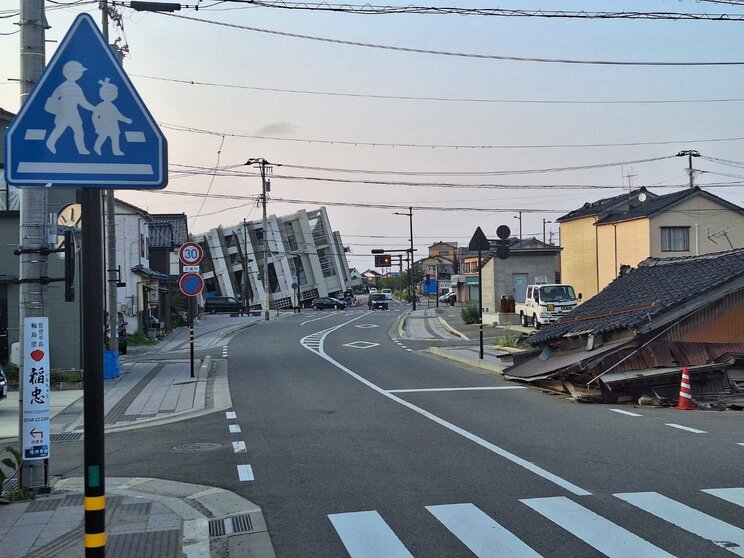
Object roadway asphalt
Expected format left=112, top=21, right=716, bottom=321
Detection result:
left=0, top=300, right=509, bottom=558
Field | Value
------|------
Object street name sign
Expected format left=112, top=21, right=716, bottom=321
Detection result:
left=179, top=242, right=203, bottom=266
left=179, top=272, right=205, bottom=297
left=3, top=13, right=167, bottom=189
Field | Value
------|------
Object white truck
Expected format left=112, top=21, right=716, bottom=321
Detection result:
left=515, top=283, right=581, bottom=329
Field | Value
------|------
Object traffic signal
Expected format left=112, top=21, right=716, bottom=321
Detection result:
left=375, top=254, right=392, bottom=267
left=495, top=239, right=510, bottom=260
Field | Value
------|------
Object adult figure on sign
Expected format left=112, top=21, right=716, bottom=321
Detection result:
left=44, top=60, right=94, bottom=155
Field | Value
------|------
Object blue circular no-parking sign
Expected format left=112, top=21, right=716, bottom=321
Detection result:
left=179, top=272, right=204, bottom=297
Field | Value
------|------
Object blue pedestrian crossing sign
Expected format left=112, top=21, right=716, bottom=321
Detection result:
left=3, top=13, right=167, bottom=189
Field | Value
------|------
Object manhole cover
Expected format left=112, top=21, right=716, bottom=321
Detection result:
left=172, top=442, right=223, bottom=452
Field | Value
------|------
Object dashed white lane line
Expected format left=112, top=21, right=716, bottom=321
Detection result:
left=237, top=464, right=254, bottom=481
left=665, top=423, right=706, bottom=434
left=609, top=409, right=642, bottom=417
left=226, top=411, right=237, bottom=419
left=406, top=349, right=413, bottom=352
left=232, top=441, right=247, bottom=453
left=229, top=424, right=242, bottom=433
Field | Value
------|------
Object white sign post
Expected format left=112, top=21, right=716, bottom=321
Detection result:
left=22, top=317, right=50, bottom=460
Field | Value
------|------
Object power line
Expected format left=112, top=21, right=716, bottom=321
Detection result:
left=157, top=12, right=744, bottom=66
left=161, top=123, right=744, bottom=150
left=203, top=0, right=744, bottom=21
left=132, top=73, right=744, bottom=106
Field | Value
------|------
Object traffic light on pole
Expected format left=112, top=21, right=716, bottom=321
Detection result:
left=374, top=254, right=392, bottom=267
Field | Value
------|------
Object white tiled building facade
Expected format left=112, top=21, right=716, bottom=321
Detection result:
left=194, top=208, right=352, bottom=310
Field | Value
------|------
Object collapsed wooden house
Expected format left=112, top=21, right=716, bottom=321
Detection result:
left=504, top=249, right=744, bottom=405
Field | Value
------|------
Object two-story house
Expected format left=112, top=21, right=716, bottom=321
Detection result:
left=559, top=187, right=744, bottom=301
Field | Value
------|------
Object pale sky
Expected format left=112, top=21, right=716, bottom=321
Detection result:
left=3, top=1, right=744, bottom=271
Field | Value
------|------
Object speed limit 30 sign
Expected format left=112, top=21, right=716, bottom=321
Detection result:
left=179, top=242, right=203, bottom=266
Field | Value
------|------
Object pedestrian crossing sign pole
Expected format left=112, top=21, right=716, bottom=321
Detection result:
left=3, top=13, right=168, bottom=558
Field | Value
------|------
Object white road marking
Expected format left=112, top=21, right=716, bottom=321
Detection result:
left=704, top=487, right=744, bottom=508
left=237, top=464, right=254, bottom=481
left=343, top=341, right=380, bottom=349
left=615, top=491, right=744, bottom=556
left=229, top=424, right=241, bottom=433
left=226, top=411, right=237, bottom=419
left=523, top=496, right=675, bottom=558
left=665, top=423, right=706, bottom=434
left=609, top=409, right=642, bottom=417
left=328, top=510, right=413, bottom=558
left=427, top=503, right=541, bottom=558
left=405, top=349, right=413, bottom=352
left=301, top=316, right=591, bottom=496
left=232, top=441, right=247, bottom=453
left=388, top=386, right=525, bottom=393
left=738, top=443, right=744, bottom=448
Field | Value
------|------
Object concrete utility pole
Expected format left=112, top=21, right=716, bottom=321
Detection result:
left=677, top=150, right=700, bottom=189
left=102, top=1, right=119, bottom=355
left=18, top=0, right=49, bottom=493
left=246, top=158, right=272, bottom=321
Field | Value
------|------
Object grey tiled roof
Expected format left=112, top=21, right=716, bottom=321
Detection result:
left=150, top=214, right=189, bottom=245
left=556, top=188, right=653, bottom=223
left=528, top=248, right=744, bottom=345
left=596, top=187, right=744, bottom=225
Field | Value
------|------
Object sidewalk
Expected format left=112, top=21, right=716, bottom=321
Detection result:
left=0, top=318, right=275, bottom=558
left=400, top=305, right=531, bottom=374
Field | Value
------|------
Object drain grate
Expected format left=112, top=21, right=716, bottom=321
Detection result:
left=208, top=519, right=226, bottom=537
left=232, top=514, right=254, bottom=533
left=51, top=432, right=83, bottom=442
left=209, top=514, right=255, bottom=538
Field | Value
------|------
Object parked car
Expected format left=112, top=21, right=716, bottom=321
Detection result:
left=0, top=365, right=7, bottom=399
left=368, top=293, right=389, bottom=310
left=117, top=311, right=128, bottom=355
left=311, top=297, right=347, bottom=310
left=204, top=296, right=243, bottom=314
left=382, top=288, right=393, bottom=300
left=438, top=291, right=456, bottom=305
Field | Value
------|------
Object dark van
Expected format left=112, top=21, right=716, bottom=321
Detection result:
left=204, top=296, right=242, bottom=314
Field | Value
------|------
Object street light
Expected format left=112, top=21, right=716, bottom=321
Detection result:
left=393, top=207, right=416, bottom=310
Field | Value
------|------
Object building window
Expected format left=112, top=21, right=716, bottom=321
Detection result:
left=661, top=227, right=690, bottom=252
left=0, top=171, right=20, bottom=212
left=284, top=222, right=298, bottom=251
left=317, top=248, right=336, bottom=278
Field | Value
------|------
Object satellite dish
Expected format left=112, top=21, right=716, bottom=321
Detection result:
left=638, top=193, right=647, bottom=202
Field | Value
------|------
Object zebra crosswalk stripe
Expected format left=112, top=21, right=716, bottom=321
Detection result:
left=328, top=511, right=413, bottom=558
left=426, top=503, right=541, bottom=558
left=615, top=491, right=744, bottom=557
left=703, top=487, right=744, bottom=508
left=521, top=496, right=675, bottom=558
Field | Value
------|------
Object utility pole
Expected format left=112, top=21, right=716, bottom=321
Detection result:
left=542, top=219, right=551, bottom=244
left=18, top=0, right=49, bottom=494
left=394, top=207, right=415, bottom=311
left=246, top=158, right=272, bottom=321
left=102, top=2, right=118, bottom=357
left=514, top=211, right=522, bottom=241
left=677, top=150, right=700, bottom=189
left=242, top=218, right=249, bottom=314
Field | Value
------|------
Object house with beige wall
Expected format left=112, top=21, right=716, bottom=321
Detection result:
left=559, top=187, right=744, bottom=301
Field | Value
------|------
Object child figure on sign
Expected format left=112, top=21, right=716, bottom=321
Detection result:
left=91, top=78, right=132, bottom=156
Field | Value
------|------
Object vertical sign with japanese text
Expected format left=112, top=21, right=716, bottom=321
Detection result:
left=23, top=317, right=50, bottom=460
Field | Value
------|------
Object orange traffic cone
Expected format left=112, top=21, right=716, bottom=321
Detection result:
left=676, top=367, right=696, bottom=410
